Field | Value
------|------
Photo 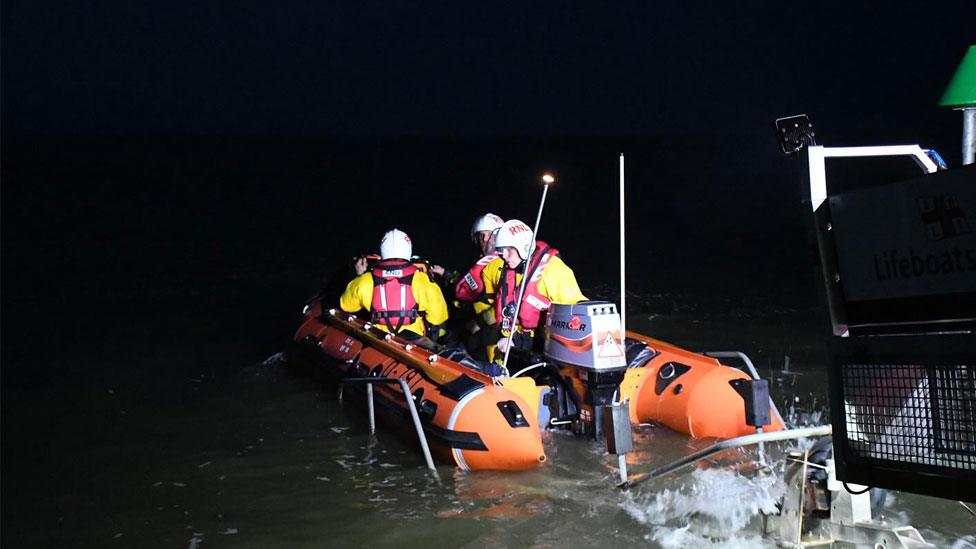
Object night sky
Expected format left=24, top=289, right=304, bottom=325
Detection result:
left=1, top=4, right=973, bottom=382
left=2, top=2, right=972, bottom=143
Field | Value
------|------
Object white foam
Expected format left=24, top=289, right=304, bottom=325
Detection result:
left=622, top=467, right=784, bottom=546
left=648, top=525, right=769, bottom=549
left=261, top=352, right=287, bottom=367
left=950, top=535, right=976, bottom=549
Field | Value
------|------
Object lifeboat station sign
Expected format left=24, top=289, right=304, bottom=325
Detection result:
left=829, top=167, right=976, bottom=302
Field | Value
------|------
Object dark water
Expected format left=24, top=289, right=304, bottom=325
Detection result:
left=3, top=136, right=973, bottom=547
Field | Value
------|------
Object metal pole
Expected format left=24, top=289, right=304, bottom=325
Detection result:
left=619, top=424, right=831, bottom=488
left=396, top=378, right=437, bottom=473
left=340, top=377, right=438, bottom=475
left=500, top=181, right=551, bottom=375
left=963, top=108, right=975, bottom=165
left=617, top=454, right=628, bottom=485
left=619, top=153, right=626, bottom=337
left=366, top=383, right=376, bottom=434
left=756, top=426, right=766, bottom=466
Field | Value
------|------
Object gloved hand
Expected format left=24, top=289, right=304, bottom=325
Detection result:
left=353, top=256, right=368, bottom=275
left=428, top=322, right=448, bottom=343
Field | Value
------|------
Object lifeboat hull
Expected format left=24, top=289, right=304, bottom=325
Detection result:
left=290, top=304, right=547, bottom=471
left=619, top=332, right=785, bottom=438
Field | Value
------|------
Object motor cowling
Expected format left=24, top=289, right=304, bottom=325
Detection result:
left=544, top=301, right=627, bottom=370
left=544, top=301, right=628, bottom=438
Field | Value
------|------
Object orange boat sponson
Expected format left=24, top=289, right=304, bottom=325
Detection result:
left=617, top=331, right=785, bottom=438
left=292, top=303, right=547, bottom=471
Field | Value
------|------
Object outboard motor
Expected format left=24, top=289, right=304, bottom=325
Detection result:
left=544, top=301, right=628, bottom=438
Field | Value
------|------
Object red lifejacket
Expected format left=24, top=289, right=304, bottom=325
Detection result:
left=455, top=253, right=498, bottom=303
left=495, top=241, right=558, bottom=331
left=370, top=259, right=420, bottom=335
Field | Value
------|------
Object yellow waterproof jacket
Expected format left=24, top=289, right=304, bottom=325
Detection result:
left=339, top=270, right=449, bottom=337
left=484, top=255, right=587, bottom=316
left=472, top=257, right=504, bottom=316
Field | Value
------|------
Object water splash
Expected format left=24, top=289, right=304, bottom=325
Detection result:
left=261, top=352, right=287, bottom=367
left=621, top=467, right=784, bottom=547
left=951, top=535, right=976, bottom=549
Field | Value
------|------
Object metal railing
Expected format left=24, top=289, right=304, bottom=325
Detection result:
left=339, top=377, right=438, bottom=475
left=703, top=350, right=786, bottom=427
left=619, top=424, right=831, bottom=488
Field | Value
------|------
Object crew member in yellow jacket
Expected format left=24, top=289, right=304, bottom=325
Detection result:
left=483, top=219, right=586, bottom=368
left=340, top=228, right=449, bottom=340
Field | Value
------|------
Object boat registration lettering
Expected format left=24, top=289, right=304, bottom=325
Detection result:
left=380, top=361, right=425, bottom=393
left=380, top=362, right=401, bottom=378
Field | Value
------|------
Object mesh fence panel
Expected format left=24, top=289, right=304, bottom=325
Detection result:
left=840, top=362, right=975, bottom=471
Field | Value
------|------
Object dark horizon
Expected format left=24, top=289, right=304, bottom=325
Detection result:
left=3, top=3, right=972, bottom=141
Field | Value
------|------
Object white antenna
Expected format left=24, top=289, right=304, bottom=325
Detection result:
left=499, top=173, right=554, bottom=376
left=619, top=153, right=626, bottom=337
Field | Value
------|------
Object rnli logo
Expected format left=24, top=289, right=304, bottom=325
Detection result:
left=507, top=223, right=531, bottom=235
left=382, top=269, right=403, bottom=277
left=917, top=194, right=975, bottom=241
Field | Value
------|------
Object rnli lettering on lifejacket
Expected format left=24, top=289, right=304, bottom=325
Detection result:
left=456, top=254, right=498, bottom=298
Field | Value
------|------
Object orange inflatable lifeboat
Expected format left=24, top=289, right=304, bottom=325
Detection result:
left=543, top=302, right=784, bottom=439
left=290, top=298, right=783, bottom=471
left=290, top=302, right=547, bottom=471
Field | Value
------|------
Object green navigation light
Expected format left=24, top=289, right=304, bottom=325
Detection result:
left=940, top=45, right=976, bottom=108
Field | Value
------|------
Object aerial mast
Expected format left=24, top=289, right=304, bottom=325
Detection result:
left=939, top=45, right=976, bottom=165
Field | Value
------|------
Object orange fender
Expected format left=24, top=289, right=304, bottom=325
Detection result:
left=620, top=332, right=784, bottom=438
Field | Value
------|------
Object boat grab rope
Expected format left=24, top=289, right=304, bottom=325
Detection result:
left=511, top=362, right=547, bottom=378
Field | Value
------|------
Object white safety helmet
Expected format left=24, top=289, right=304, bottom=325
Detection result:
left=494, top=219, right=534, bottom=260
left=379, top=228, right=412, bottom=260
left=470, top=213, right=505, bottom=240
